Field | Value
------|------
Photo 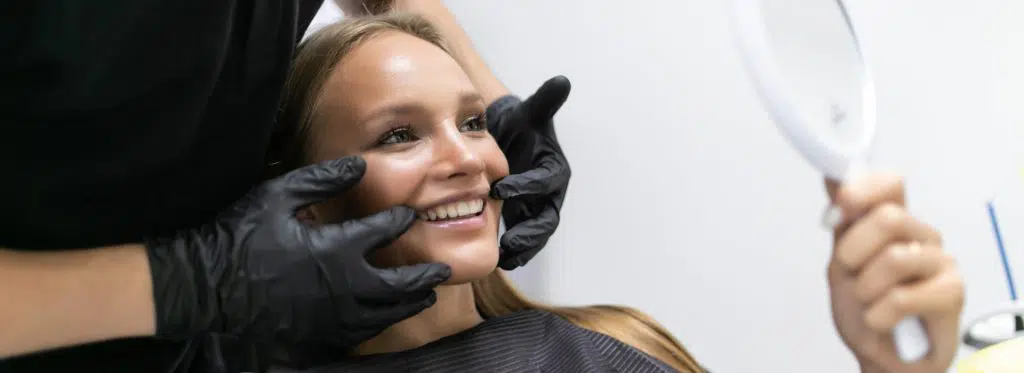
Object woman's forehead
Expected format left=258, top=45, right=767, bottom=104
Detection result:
left=319, top=31, right=477, bottom=118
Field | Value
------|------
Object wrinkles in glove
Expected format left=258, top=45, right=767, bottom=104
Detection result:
left=487, top=76, right=572, bottom=270
left=146, top=156, right=451, bottom=347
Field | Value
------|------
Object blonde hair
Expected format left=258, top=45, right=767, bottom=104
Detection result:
left=268, top=13, right=703, bottom=373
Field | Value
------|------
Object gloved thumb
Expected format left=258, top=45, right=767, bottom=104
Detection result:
left=368, top=262, right=452, bottom=299
left=522, top=75, right=571, bottom=124
left=273, top=156, right=367, bottom=211
left=329, top=205, right=417, bottom=256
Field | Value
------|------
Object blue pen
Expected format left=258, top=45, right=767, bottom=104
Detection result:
left=986, top=201, right=1023, bottom=331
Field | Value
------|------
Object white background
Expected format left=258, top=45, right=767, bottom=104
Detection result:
left=308, top=2, right=1024, bottom=372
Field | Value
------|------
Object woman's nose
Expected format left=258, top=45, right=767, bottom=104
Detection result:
left=432, top=124, right=485, bottom=180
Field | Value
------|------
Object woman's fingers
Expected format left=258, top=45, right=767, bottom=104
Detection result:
left=826, top=173, right=905, bottom=227
left=833, top=203, right=942, bottom=272
left=863, top=265, right=964, bottom=332
left=826, top=173, right=965, bottom=372
left=854, top=242, right=947, bottom=305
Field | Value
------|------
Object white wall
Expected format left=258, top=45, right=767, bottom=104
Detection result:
left=309, top=1, right=1024, bottom=372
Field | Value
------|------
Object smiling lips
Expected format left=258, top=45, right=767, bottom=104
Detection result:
left=417, top=198, right=485, bottom=222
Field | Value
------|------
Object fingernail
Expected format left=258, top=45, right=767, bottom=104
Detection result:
left=889, top=245, right=909, bottom=259
left=905, top=241, right=923, bottom=255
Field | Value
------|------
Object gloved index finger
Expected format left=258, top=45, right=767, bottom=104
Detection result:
left=317, top=205, right=417, bottom=257
left=359, top=262, right=451, bottom=302
left=490, top=157, right=569, bottom=200
left=498, top=206, right=559, bottom=270
left=273, top=156, right=367, bottom=210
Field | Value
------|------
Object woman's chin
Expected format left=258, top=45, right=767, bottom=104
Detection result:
left=375, top=236, right=501, bottom=285
left=435, top=244, right=500, bottom=285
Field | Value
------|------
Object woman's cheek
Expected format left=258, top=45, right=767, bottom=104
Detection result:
left=478, top=140, right=509, bottom=181
left=352, top=154, right=427, bottom=213
left=468, top=139, right=505, bottom=181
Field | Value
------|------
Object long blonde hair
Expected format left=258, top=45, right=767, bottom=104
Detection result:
left=267, top=13, right=703, bottom=373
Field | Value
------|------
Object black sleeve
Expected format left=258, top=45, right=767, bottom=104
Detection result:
left=296, top=0, right=325, bottom=42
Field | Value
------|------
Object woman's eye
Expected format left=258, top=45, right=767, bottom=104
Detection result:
left=459, top=114, right=487, bottom=132
left=378, top=126, right=418, bottom=146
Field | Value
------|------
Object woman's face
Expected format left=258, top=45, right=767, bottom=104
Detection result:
left=308, top=31, right=508, bottom=284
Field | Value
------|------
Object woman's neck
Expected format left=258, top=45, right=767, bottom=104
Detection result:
left=352, top=283, right=483, bottom=356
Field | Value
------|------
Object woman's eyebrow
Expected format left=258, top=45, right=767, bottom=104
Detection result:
left=359, top=91, right=484, bottom=124
left=459, top=92, right=483, bottom=106
left=360, top=102, right=420, bottom=123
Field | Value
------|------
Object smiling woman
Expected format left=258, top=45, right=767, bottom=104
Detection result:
left=264, top=12, right=705, bottom=373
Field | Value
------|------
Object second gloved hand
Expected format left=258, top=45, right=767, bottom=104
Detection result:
left=487, top=75, right=572, bottom=270
left=146, top=156, right=451, bottom=347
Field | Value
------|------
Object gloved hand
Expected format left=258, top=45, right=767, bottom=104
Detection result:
left=487, top=75, right=572, bottom=270
left=146, top=156, right=451, bottom=347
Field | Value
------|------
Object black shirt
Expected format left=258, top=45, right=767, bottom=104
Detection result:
left=271, top=310, right=684, bottom=373
left=0, top=1, right=323, bottom=372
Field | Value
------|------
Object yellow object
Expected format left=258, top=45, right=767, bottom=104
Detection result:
left=956, top=337, right=1024, bottom=373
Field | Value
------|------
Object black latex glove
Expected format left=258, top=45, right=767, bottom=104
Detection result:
left=146, top=156, right=451, bottom=347
left=487, top=75, right=572, bottom=270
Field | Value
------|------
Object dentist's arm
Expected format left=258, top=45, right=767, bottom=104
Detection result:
left=1, top=158, right=452, bottom=358
left=0, top=245, right=156, bottom=357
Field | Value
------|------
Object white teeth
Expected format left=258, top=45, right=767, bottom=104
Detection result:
left=419, top=198, right=485, bottom=221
